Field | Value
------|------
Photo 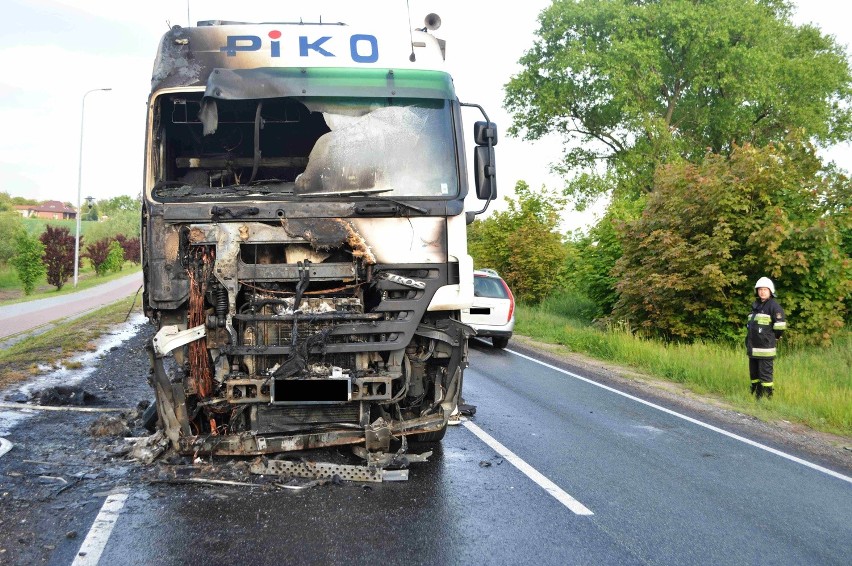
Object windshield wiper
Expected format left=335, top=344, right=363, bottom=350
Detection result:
left=298, top=187, right=428, bottom=214
left=298, top=187, right=394, bottom=197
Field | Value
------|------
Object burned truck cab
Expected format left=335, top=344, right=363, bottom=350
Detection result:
left=142, top=17, right=497, bottom=458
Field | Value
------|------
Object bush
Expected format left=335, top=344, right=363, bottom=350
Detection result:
left=11, top=231, right=46, bottom=294
left=614, top=139, right=852, bottom=344
left=115, top=235, right=141, bottom=264
left=84, top=239, right=113, bottom=276
left=40, top=225, right=77, bottom=290
left=105, top=241, right=124, bottom=273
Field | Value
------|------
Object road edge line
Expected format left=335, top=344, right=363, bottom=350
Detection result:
left=507, top=348, right=852, bottom=486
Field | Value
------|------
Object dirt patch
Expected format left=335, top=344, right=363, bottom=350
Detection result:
left=511, top=335, right=852, bottom=474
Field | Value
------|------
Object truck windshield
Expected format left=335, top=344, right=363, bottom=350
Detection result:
left=152, top=94, right=459, bottom=200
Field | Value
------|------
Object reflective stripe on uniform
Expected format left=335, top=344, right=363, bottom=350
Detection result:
left=751, top=379, right=761, bottom=384
left=761, top=382, right=774, bottom=387
left=751, top=347, right=776, bottom=357
left=753, top=314, right=772, bottom=325
left=773, top=321, right=787, bottom=330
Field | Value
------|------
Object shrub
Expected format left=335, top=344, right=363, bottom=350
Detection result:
left=115, top=234, right=141, bottom=264
left=40, top=225, right=77, bottom=290
left=84, top=239, right=112, bottom=276
left=11, top=231, right=46, bottom=294
left=105, top=241, right=125, bottom=273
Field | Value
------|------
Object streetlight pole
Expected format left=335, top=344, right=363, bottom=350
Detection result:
left=74, top=87, right=111, bottom=288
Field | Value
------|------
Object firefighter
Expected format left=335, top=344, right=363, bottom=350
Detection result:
left=745, top=277, right=786, bottom=399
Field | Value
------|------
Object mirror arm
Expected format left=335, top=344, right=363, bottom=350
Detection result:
left=461, top=101, right=495, bottom=217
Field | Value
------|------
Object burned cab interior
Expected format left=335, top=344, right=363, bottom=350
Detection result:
left=153, top=93, right=328, bottom=196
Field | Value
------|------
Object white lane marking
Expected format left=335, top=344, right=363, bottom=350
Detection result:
left=462, top=420, right=594, bottom=515
left=72, top=489, right=130, bottom=566
left=507, top=349, right=852, bottom=486
left=0, top=437, right=13, bottom=458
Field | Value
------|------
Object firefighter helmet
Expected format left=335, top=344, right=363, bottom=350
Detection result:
left=754, top=277, right=775, bottom=296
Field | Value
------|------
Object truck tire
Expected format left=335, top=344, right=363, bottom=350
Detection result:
left=411, top=423, right=447, bottom=443
left=492, top=336, right=510, bottom=349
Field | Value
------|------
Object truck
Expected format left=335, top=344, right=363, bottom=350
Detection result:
left=141, top=12, right=497, bottom=466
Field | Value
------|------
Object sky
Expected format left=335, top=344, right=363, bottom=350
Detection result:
left=2, top=0, right=850, bottom=232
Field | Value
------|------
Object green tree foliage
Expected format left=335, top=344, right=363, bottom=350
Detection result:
left=504, top=0, right=852, bottom=203
left=565, top=197, right=644, bottom=315
left=84, top=210, right=141, bottom=242
left=614, top=138, right=852, bottom=344
left=0, top=211, right=25, bottom=265
left=39, top=225, right=77, bottom=290
left=82, top=205, right=99, bottom=222
left=11, top=231, right=46, bottom=295
left=468, top=181, right=569, bottom=303
left=105, top=241, right=125, bottom=273
left=97, top=195, right=140, bottom=217
left=0, top=191, right=39, bottom=212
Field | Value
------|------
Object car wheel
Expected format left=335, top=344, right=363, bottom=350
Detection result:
left=492, top=336, right=509, bottom=349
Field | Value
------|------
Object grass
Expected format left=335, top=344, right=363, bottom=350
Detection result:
left=0, top=263, right=141, bottom=306
left=516, top=297, right=852, bottom=438
left=0, top=296, right=143, bottom=390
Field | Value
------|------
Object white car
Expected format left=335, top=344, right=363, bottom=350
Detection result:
left=462, top=269, right=515, bottom=348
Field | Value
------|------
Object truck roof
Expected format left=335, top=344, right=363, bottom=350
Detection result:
left=151, top=21, right=448, bottom=93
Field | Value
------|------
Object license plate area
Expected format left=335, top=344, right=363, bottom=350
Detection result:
left=271, top=378, right=351, bottom=404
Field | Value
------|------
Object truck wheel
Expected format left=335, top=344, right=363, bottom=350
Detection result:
left=411, top=423, right=447, bottom=443
left=492, top=336, right=510, bottom=349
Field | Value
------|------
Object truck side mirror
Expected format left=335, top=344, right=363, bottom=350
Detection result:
left=474, top=146, right=496, bottom=200
left=473, top=121, right=497, bottom=200
left=474, top=121, right=498, bottom=146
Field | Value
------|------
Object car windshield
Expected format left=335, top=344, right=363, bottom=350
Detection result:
left=473, top=276, right=509, bottom=299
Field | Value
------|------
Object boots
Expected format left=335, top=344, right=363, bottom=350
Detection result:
left=761, top=383, right=774, bottom=399
left=750, top=380, right=760, bottom=397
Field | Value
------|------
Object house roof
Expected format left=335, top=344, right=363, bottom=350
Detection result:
left=32, top=200, right=76, bottom=214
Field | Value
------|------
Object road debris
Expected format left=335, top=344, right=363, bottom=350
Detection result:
left=36, top=386, right=96, bottom=406
left=89, top=415, right=131, bottom=437
left=129, top=431, right=169, bottom=465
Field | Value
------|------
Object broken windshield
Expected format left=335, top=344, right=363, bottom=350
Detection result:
left=152, top=93, right=459, bottom=201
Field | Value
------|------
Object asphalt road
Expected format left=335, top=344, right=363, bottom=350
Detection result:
left=0, top=272, right=142, bottom=342
left=7, top=336, right=842, bottom=566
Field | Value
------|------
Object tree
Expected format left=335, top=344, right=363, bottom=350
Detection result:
left=11, top=231, right=46, bottom=295
left=97, top=195, right=140, bottom=217
left=39, top=225, right=77, bottom=290
left=504, top=0, right=852, bottom=204
left=83, top=205, right=99, bottom=222
left=0, top=211, right=25, bottom=265
left=468, top=181, right=569, bottom=303
left=565, top=197, right=644, bottom=316
left=613, top=138, right=852, bottom=344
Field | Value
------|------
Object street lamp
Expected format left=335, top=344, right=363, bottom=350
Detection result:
left=74, top=88, right=111, bottom=287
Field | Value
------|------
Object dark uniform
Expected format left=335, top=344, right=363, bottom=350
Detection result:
left=746, top=297, right=786, bottom=398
